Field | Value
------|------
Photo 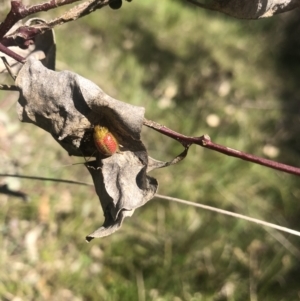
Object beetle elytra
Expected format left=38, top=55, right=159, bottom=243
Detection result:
left=93, top=125, right=119, bottom=156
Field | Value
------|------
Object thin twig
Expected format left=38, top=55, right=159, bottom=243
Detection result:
left=0, top=0, right=109, bottom=61
left=0, top=0, right=82, bottom=39
left=0, top=173, right=93, bottom=186
left=0, top=43, right=25, bottom=63
left=3, top=173, right=299, bottom=239
left=47, top=0, right=109, bottom=28
left=0, top=84, right=19, bottom=91
left=155, top=194, right=300, bottom=237
left=143, top=118, right=300, bottom=177
left=0, top=56, right=17, bottom=79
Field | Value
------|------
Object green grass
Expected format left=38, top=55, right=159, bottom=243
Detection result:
left=1, top=1, right=300, bottom=300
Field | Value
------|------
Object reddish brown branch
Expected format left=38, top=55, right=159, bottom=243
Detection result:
left=47, top=0, right=109, bottom=28
left=0, top=43, right=25, bottom=62
left=0, top=0, right=83, bottom=38
left=143, top=118, right=300, bottom=177
left=0, top=1, right=25, bottom=39
left=0, top=0, right=111, bottom=61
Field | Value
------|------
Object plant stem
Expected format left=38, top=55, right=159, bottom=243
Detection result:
left=0, top=0, right=84, bottom=61
left=143, top=118, right=300, bottom=177
left=0, top=43, right=25, bottom=63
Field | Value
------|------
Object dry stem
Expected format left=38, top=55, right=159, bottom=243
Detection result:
left=143, top=118, right=300, bottom=177
left=0, top=0, right=110, bottom=62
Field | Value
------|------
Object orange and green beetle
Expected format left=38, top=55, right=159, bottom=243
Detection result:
left=93, top=125, right=119, bottom=156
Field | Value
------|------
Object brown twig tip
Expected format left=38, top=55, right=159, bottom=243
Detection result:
left=11, top=0, right=26, bottom=16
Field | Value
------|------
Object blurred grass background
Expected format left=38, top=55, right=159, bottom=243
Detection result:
left=1, top=1, right=300, bottom=300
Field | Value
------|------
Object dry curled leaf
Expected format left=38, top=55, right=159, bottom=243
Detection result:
left=189, top=0, right=300, bottom=19
left=0, top=18, right=56, bottom=75
left=15, top=57, right=188, bottom=239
